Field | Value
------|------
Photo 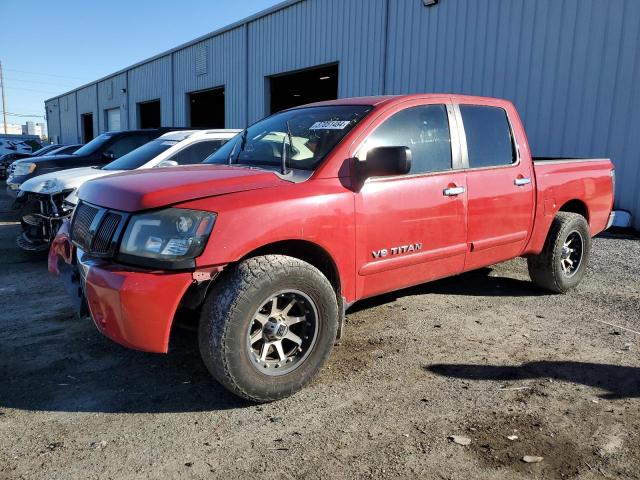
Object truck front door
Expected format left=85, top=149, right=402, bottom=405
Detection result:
left=354, top=99, right=468, bottom=299
left=456, top=103, right=535, bottom=270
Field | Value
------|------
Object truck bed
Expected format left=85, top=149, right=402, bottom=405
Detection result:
left=525, top=157, right=614, bottom=254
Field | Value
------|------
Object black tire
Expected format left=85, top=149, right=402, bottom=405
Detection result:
left=198, top=254, right=339, bottom=402
left=527, top=212, right=591, bottom=293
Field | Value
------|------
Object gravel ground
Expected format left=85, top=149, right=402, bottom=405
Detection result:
left=0, top=190, right=638, bottom=480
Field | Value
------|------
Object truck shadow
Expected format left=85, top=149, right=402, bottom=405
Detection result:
left=349, top=267, right=545, bottom=313
left=426, top=361, right=640, bottom=399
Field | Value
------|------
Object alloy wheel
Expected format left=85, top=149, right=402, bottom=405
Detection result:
left=247, top=290, right=319, bottom=376
left=559, top=231, right=584, bottom=277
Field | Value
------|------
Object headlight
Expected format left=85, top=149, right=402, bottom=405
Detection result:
left=64, top=189, right=79, bottom=207
left=118, top=208, right=216, bottom=268
left=33, top=178, right=65, bottom=195
left=12, top=162, right=36, bottom=176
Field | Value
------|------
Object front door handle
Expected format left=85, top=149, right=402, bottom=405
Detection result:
left=514, top=177, right=532, bottom=186
left=443, top=186, right=465, bottom=196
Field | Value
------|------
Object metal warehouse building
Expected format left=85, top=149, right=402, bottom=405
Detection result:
left=45, top=0, right=640, bottom=227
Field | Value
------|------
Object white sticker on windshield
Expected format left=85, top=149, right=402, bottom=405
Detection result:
left=309, top=120, right=351, bottom=130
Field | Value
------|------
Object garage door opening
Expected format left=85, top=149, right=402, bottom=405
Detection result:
left=138, top=100, right=161, bottom=129
left=189, top=87, right=225, bottom=128
left=81, top=113, right=93, bottom=142
left=269, top=64, right=339, bottom=114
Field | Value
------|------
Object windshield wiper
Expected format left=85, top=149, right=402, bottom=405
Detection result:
left=227, top=129, right=248, bottom=165
left=281, top=121, right=293, bottom=175
left=239, top=128, right=248, bottom=152
left=227, top=140, right=238, bottom=165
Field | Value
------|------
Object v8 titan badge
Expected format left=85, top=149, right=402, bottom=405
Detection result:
left=372, top=243, right=423, bottom=259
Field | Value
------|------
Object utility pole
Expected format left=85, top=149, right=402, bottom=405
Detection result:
left=0, top=61, right=6, bottom=134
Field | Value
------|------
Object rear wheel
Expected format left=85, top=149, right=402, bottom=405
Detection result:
left=198, top=255, right=338, bottom=402
left=527, top=212, right=591, bottom=293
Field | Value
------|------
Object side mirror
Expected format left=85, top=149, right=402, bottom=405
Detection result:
left=102, top=151, right=114, bottom=161
left=357, top=146, right=412, bottom=180
left=156, top=159, right=179, bottom=168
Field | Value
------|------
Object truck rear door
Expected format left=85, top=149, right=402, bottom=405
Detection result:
left=354, top=98, right=467, bottom=299
left=455, top=102, right=535, bottom=270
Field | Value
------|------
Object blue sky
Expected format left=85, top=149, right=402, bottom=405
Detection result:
left=0, top=0, right=282, bottom=124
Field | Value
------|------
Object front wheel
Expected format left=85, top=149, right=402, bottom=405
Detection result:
left=198, top=255, right=339, bottom=402
left=527, top=212, right=591, bottom=293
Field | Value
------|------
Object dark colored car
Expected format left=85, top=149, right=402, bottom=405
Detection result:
left=0, top=144, right=63, bottom=180
left=6, top=129, right=177, bottom=194
left=48, top=144, right=83, bottom=156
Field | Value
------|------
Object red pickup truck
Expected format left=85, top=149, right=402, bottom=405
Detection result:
left=49, top=94, right=614, bottom=402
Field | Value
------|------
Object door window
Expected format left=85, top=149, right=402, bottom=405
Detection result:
left=361, top=104, right=452, bottom=175
left=169, top=140, right=227, bottom=165
left=106, top=135, right=153, bottom=159
left=459, top=105, right=515, bottom=168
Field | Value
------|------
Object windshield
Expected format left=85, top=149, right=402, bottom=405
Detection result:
left=102, top=139, right=179, bottom=171
left=32, top=145, right=57, bottom=156
left=204, top=105, right=372, bottom=171
left=72, top=133, right=113, bottom=156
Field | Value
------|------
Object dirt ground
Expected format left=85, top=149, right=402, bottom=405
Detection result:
left=0, top=190, right=638, bottom=480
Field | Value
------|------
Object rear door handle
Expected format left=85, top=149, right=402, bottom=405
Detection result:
left=514, top=177, right=531, bottom=186
left=443, top=186, right=465, bottom=196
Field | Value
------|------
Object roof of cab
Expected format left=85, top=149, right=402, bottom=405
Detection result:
left=297, top=94, right=511, bottom=109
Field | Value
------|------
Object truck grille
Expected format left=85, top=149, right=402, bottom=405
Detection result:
left=71, top=201, right=125, bottom=256
left=92, top=212, right=121, bottom=253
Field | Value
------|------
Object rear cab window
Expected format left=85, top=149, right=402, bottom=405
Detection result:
left=459, top=105, right=516, bottom=168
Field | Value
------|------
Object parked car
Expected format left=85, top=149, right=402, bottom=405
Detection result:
left=47, top=144, right=83, bottom=156
left=15, top=130, right=239, bottom=251
left=3, top=144, right=83, bottom=179
left=6, top=128, right=178, bottom=194
left=49, top=94, right=615, bottom=402
left=2, top=143, right=62, bottom=163
left=0, top=143, right=58, bottom=179
left=0, top=139, right=32, bottom=156
left=32, top=144, right=66, bottom=155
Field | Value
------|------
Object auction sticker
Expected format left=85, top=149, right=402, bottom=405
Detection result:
left=310, top=121, right=351, bottom=130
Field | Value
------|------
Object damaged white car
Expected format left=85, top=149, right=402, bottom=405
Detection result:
left=15, top=129, right=240, bottom=251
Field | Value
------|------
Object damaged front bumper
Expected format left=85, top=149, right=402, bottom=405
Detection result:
left=48, top=220, right=88, bottom=315
left=49, top=220, right=214, bottom=353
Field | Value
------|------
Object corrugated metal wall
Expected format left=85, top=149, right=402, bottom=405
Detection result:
left=128, top=56, right=173, bottom=128
left=58, top=93, right=77, bottom=144
left=246, top=0, right=387, bottom=122
left=172, top=27, right=247, bottom=127
left=76, top=85, right=98, bottom=141
left=385, top=0, right=640, bottom=228
left=97, top=72, right=128, bottom=132
left=45, top=100, right=60, bottom=144
left=45, top=0, right=640, bottom=227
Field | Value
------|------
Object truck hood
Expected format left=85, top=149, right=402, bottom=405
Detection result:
left=79, top=165, right=288, bottom=212
left=20, top=166, right=124, bottom=194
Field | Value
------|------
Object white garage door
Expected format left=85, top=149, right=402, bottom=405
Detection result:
left=106, top=108, right=121, bottom=132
